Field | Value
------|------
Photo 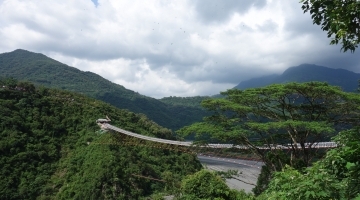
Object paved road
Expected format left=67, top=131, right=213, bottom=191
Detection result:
left=197, top=155, right=263, bottom=193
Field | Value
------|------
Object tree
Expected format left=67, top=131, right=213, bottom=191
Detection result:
left=258, top=128, right=360, bottom=199
left=176, top=169, right=254, bottom=200
left=319, top=128, right=360, bottom=198
left=0, top=77, right=17, bottom=89
left=300, top=0, right=360, bottom=52
left=179, top=82, right=360, bottom=172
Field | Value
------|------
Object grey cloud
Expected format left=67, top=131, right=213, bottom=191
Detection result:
left=194, top=0, right=267, bottom=23
left=283, top=11, right=360, bottom=73
left=27, top=36, right=201, bottom=71
left=47, top=38, right=275, bottom=87
left=283, top=2, right=336, bottom=48
left=284, top=15, right=325, bottom=40
left=179, top=58, right=270, bottom=85
left=41, top=26, right=196, bottom=65
left=2, top=0, right=360, bottom=98
left=146, top=54, right=203, bottom=71
left=41, top=39, right=208, bottom=80
left=311, top=48, right=360, bottom=73
left=257, top=20, right=278, bottom=33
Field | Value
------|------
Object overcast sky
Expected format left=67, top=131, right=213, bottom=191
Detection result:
left=1, top=0, right=359, bottom=98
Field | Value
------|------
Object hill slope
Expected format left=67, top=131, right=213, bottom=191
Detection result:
left=235, top=64, right=360, bottom=92
left=0, top=79, right=201, bottom=199
left=0, top=49, right=209, bottom=130
left=159, top=96, right=210, bottom=109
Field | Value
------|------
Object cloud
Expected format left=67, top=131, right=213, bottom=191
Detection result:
left=0, top=0, right=359, bottom=98
left=49, top=53, right=233, bottom=98
left=193, top=0, right=267, bottom=23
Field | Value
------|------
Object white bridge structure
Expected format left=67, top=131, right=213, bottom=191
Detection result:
left=97, top=120, right=338, bottom=150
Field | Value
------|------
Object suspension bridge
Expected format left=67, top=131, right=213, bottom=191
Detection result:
left=97, top=119, right=338, bottom=150
left=96, top=118, right=338, bottom=192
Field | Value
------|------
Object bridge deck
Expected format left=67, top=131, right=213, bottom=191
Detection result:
left=102, top=123, right=337, bottom=149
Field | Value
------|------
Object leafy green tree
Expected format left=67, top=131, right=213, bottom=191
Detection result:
left=178, top=82, right=360, bottom=193
left=258, top=128, right=360, bottom=199
left=257, top=164, right=343, bottom=200
left=300, top=0, right=360, bottom=52
left=159, top=96, right=210, bottom=109
left=176, top=169, right=254, bottom=200
left=180, top=82, right=360, bottom=169
left=0, top=77, right=17, bottom=88
left=320, top=128, right=360, bottom=198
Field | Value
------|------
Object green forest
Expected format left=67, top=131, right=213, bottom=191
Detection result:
left=0, top=78, right=206, bottom=199
left=1, top=78, right=359, bottom=199
left=159, top=96, right=210, bottom=109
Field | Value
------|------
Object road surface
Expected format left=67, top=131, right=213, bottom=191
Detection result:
left=197, top=155, right=263, bottom=193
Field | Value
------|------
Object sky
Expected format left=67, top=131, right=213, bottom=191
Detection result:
left=1, top=0, right=360, bottom=98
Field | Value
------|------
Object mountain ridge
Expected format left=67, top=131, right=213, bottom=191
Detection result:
left=2, top=49, right=359, bottom=132
left=0, top=49, right=209, bottom=131
left=235, top=64, right=360, bottom=92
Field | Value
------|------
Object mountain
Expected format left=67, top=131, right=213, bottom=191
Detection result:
left=159, top=96, right=210, bottom=109
left=235, top=64, right=360, bottom=92
left=0, top=49, right=209, bottom=131
left=0, top=80, right=201, bottom=199
left=234, top=74, right=278, bottom=90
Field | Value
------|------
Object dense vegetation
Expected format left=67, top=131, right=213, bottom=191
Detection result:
left=179, top=82, right=360, bottom=198
left=159, top=96, right=210, bottom=109
left=176, top=170, right=254, bottom=200
left=0, top=49, right=209, bottom=131
left=0, top=79, right=202, bottom=199
left=258, top=128, right=360, bottom=199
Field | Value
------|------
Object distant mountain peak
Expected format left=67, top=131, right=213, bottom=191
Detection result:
left=283, top=64, right=352, bottom=74
left=13, top=49, right=30, bottom=52
left=11, top=49, right=40, bottom=55
left=234, top=74, right=279, bottom=90
left=235, top=64, right=360, bottom=92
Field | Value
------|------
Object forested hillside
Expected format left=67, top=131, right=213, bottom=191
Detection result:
left=0, top=49, right=209, bottom=131
left=0, top=79, right=202, bottom=199
left=159, top=96, right=210, bottom=109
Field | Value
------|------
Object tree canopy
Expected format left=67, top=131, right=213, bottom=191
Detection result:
left=259, top=128, right=360, bottom=199
left=179, top=82, right=360, bottom=195
left=300, top=0, right=360, bottom=52
left=176, top=169, right=254, bottom=200
left=179, top=82, right=360, bottom=169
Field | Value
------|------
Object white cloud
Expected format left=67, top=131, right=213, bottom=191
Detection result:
left=1, top=0, right=359, bottom=98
